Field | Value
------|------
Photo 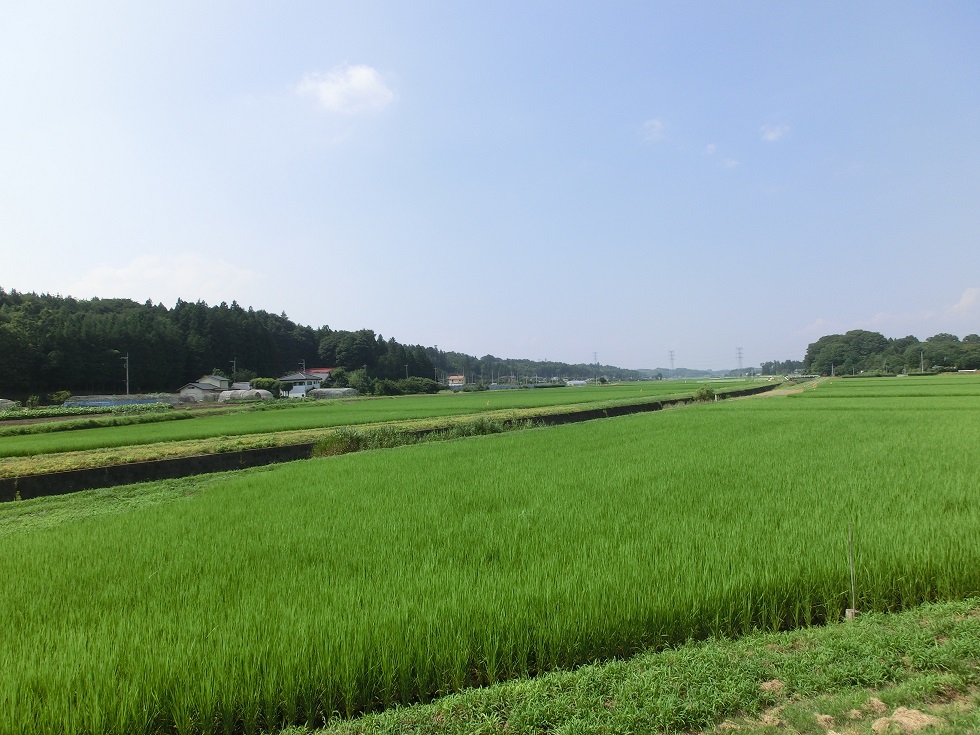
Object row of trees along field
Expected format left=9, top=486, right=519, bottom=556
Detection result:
left=0, top=289, right=641, bottom=398
left=803, top=329, right=980, bottom=375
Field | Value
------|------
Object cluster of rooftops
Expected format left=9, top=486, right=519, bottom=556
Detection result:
left=178, top=369, right=335, bottom=401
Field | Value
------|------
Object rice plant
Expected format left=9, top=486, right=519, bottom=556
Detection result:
left=0, top=375, right=977, bottom=733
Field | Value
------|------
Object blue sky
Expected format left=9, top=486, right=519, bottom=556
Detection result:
left=2, top=2, right=978, bottom=370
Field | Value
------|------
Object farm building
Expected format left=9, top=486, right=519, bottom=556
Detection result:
left=447, top=375, right=465, bottom=389
left=278, top=371, right=329, bottom=398
left=178, top=374, right=232, bottom=402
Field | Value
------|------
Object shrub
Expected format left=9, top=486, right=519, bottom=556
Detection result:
left=47, top=390, right=72, bottom=405
left=397, top=377, right=440, bottom=395
left=693, top=385, right=716, bottom=402
left=373, top=379, right=403, bottom=396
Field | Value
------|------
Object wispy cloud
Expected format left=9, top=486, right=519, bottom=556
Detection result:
left=642, top=118, right=666, bottom=142
left=296, top=64, right=395, bottom=114
left=804, top=288, right=980, bottom=342
left=797, top=318, right=836, bottom=338
left=65, top=254, right=259, bottom=308
left=760, top=124, right=790, bottom=142
left=949, top=287, right=979, bottom=314
left=702, top=143, right=737, bottom=169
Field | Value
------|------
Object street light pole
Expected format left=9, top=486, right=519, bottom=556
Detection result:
left=121, top=353, right=130, bottom=396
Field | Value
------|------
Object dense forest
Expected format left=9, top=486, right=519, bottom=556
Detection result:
left=0, top=289, right=641, bottom=399
left=801, top=329, right=980, bottom=375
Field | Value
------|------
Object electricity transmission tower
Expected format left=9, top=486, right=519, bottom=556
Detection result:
left=736, top=347, right=744, bottom=376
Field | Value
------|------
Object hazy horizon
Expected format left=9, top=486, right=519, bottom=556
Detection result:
left=3, top=2, right=978, bottom=370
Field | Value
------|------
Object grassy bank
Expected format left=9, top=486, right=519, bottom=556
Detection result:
left=302, top=597, right=980, bottom=734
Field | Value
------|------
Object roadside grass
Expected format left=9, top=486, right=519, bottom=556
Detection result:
left=297, top=599, right=980, bottom=735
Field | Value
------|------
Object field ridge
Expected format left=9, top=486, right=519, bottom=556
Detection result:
left=303, top=597, right=980, bottom=735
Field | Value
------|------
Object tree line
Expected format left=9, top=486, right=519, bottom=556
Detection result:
left=801, top=329, right=980, bottom=375
left=0, top=290, right=641, bottom=400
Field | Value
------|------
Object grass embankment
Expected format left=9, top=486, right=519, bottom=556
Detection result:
left=1, top=376, right=977, bottom=734
left=0, top=380, right=755, bottom=477
left=301, top=598, right=980, bottom=735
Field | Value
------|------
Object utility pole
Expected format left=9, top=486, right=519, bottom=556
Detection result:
left=593, top=351, right=599, bottom=385
left=230, top=358, right=236, bottom=381
left=920, top=350, right=924, bottom=373
left=121, top=353, right=130, bottom=396
left=299, top=359, right=306, bottom=372
left=405, top=364, right=409, bottom=379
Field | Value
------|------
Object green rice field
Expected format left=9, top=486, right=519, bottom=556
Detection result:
left=1, top=375, right=978, bottom=734
left=0, top=380, right=736, bottom=459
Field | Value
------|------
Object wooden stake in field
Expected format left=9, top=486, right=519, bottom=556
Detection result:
left=846, top=524, right=860, bottom=621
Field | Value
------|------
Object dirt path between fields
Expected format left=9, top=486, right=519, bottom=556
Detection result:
left=756, top=386, right=806, bottom=396
left=748, top=378, right=829, bottom=397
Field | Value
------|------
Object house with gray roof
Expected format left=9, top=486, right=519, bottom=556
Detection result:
left=277, top=371, right=329, bottom=398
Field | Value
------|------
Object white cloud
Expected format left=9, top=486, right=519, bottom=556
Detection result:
left=760, top=124, right=790, bottom=142
left=805, top=288, right=980, bottom=342
left=642, top=118, right=666, bottom=142
left=65, top=254, right=259, bottom=308
left=797, top=318, right=836, bottom=337
left=722, top=158, right=739, bottom=168
left=702, top=143, right=716, bottom=155
left=296, top=64, right=395, bottom=114
left=949, top=287, right=979, bottom=314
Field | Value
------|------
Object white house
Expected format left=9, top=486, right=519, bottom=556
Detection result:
left=277, top=371, right=328, bottom=398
